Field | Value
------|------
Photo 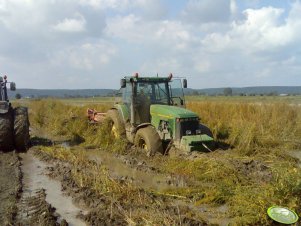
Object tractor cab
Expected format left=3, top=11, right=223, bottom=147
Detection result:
left=120, top=73, right=187, bottom=125
left=0, top=76, right=16, bottom=111
left=121, top=73, right=187, bottom=106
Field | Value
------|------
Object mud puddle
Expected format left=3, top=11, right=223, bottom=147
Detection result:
left=194, top=204, right=230, bottom=226
left=174, top=199, right=230, bottom=226
left=86, top=149, right=186, bottom=192
left=20, top=152, right=87, bottom=226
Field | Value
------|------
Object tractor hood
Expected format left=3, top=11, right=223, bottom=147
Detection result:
left=150, top=105, right=198, bottom=119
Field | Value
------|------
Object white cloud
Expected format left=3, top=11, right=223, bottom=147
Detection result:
left=140, top=57, right=182, bottom=76
left=105, top=14, right=141, bottom=41
left=106, top=15, right=194, bottom=50
left=0, top=0, right=46, bottom=33
left=182, top=0, right=231, bottom=24
left=230, top=0, right=237, bottom=15
left=194, top=60, right=211, bottom=73
left=0, top=0, right=301, bottom=88
left=78, top=0, right=130, bottom=10
left=52, top=14, right=86, bottom=32
left=202, top=2, right=301, bottom=55
left=51, top=40, right=117, bottom=70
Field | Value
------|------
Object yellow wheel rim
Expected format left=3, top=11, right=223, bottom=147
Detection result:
left=111, top=125, right=119, bottom=138
left=139, top=138, right=148, bottom=151
left=142, top=143, right=148, bottom=150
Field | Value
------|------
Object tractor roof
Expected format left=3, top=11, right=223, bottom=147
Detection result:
left=124, top=76, right=170, bottom=83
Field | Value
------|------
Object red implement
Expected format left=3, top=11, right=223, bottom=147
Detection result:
left=87, top=109, right=106, bottom=123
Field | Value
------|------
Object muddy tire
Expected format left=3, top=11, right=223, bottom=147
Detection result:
left=106, top=109, right=125, bottom=138
left=0, top=111, right=14, bottom=151
left=13, top=107, right=30, bottom=152
left=135, top=126, right=163, bottom=156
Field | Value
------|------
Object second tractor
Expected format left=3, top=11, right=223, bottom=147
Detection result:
left=0, top=75, right=30, bottom=152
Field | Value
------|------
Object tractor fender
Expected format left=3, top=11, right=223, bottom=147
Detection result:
left=133, top=123, right=153, bottom=142
left=112, top=104, right=129, bottom=124
left=136, top=123, right=152, bottom=132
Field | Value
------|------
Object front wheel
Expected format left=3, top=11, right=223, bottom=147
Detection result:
left=134, top=126, right=163, bottom=156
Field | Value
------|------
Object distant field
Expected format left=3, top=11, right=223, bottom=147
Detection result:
left=187, top=95, right=301, bottom=104
left=66, top=95, right=301, bottom=105
left=13, top=95, right=301, bottom=106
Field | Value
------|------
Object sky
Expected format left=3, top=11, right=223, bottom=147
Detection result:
left=0, top=0, right=301, bottom=89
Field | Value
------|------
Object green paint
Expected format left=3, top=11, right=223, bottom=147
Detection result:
left=150, top=105, right=198, bottom=119
left=180, top=135, right=214, bottom=152
left=150, top=105, right=199, bottom=142
left=115, top=103, right=130, bottom=122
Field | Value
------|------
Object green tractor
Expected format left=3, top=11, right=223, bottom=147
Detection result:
left=88, top=74, right=214, bottom=155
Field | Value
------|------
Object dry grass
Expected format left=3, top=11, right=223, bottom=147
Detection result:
left=187, top=101, right=301, bottom=154
left=28, top=99, right=127, bottom=153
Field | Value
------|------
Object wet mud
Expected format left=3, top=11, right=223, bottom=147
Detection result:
left=19, top=151, right=86, bottom=226
left=86, top=149, right=187, bottom=192
left=33, top=148, right=209, bottom=225
left=0, top=151, right=21, bottom=225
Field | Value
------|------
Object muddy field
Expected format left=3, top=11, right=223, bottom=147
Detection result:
left=1, top=98, right=301, bottom=225
left=1, top=139, right=301, bottom=225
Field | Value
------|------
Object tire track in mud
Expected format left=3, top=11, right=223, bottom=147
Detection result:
left=18, top=151, right=87, bottom=226
left=85, top=149, right=188, bottom=192
left=0, top=152, right=21, bottom=225
left=33, top=147, right=209, bottom=225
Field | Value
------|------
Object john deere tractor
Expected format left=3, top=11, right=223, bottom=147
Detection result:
left=0, top=75, right=30, bottom=152
left=104, top=74, right=214, bottom=155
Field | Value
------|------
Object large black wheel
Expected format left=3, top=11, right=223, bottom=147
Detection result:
left=13, top=107, right=30, bottom=152
left=0, top=111, right=14, bottom=151
left=134, top=126, right=163, bottom=156
left=106, top=109, right=125, bottom=138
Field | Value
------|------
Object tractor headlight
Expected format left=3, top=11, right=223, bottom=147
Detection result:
left=186, top=130, right=192, bottom=135
left=196, top=129, right=201, bottom=135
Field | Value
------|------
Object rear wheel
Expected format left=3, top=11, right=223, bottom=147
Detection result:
left=0, top=110, right=14, bottom=151
left=106, top=109, right=125, bottom=138
left=134, top=126, right=163, bottom=156
left=13, top=107, right=30, bottom=152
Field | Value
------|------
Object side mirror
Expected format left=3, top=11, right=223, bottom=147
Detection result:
left=120, top=79, right=126, bottom=88
left=183, top=79, right=187, bottom=88
left=10, top=82, right=16, bottom=91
